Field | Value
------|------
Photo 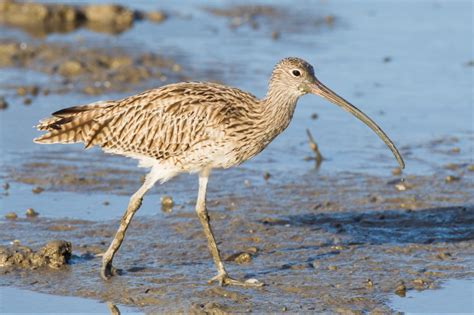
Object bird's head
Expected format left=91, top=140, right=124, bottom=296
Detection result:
left=271, top=57, right=405, bottom=169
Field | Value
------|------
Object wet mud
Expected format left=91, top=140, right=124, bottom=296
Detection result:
left=1, top=167, right=473, bottom=313
left=0, top=39, right=185, bottom=97
left=0, top=240, right=71, bottom=270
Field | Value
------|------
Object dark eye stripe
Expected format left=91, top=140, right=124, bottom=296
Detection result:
left=292, top=70, right=301, bottom=77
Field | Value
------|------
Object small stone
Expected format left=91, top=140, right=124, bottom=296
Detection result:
left=23, top=97, right=32, bottom=105
left=395, top=182, right=408, bottom=191
left=146, top=11, right=167, bottom=23
left=450, top=147, right=460, bottom=153
left=160, top=195, right=174, bottom=211
left=366, top=278, right=373, bottom=287
left=328, top=265, right=338, bottom=271
left=2, top=182, right=9, bottom=190
left=103, top=201, right=110, bottom=206
left=395, top=281, right=406, bottom=297
left=468, top=164, right=474, bottom=172
left=244, top=179, right=251, bottom=187
left=0, top=97, right=8, bottom=110
left=436, top=252, right=452, bottom=260
left=281, top=306, right=287, bottom=312
left=445, top=175, right=460, bottom=183
left=271, top=31, right=280, bottom=40
left=5, top=212, right=18, bottom=220
left=263, top=172, right=271, bottom=181
left=444, top=163, right=459, bottom=170
left=32, top=186, right=44, bottom=194
left=383, top=56, right=392, bottom=63
left=25, top=208, right=39, bottom=217
left=324, top=15, right=335, bottom=25
left=58, top=60, right=83, bottom=77
left=413, top=278, right=425, bottom=287
left=391, top=167, right=402, bottom=176
left=310, top=113, right=318, bottom=120
left=171, top=63, right=181, bottom=73
left=16, top=86, right=27, bottom=96
left=226, top=252, right=252, bottom=264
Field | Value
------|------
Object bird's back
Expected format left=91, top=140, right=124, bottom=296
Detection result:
left=35, top=82, right=264, bottom=171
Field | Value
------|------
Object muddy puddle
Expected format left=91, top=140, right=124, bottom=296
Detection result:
left=1, top=0, right=473, bottom=313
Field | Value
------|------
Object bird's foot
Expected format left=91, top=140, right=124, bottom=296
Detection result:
left=100, top=261, right=121, bottom=280
left=208, top=272, right=264, bottom=287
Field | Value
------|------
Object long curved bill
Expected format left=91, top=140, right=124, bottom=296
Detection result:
left=309, top=80, right=405, bottom=169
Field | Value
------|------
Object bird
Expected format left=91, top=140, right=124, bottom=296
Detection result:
left=34, top=57, right=405, bottom=287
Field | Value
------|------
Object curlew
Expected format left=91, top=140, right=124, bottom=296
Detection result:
left=34, top=57, right=404, bottom=286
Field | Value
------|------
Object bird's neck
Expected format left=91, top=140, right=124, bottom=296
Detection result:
left=259, top=84, right=300, bottom=140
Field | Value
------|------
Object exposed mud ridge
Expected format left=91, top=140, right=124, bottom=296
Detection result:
left=0, top=0, right=166, bottom=37
left=0, top=39, right=185, bottom=96
left=0, top=240, right=71, bottom=270
left=204, top=4, right=335, bottom=34
left=1, top=163, right=473, bottom=312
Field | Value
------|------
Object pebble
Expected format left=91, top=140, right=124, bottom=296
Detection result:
left=32, top=186, right=44, bottom=194
left=0, top=96, right=8, bottom=110
left=310, top=113, right=318, bottom=120
left=23, top=97, right=32, bottom=105
left=445, top=175, right=460, bottom=183
left=391, top=167, right=402, bottom=176
left=5, top=212, right=18, bottom=220
left=160, top=195, right=174, bottom=211
left=412, top=278, right=425, bottom=287
left=444, top=163, right=459, bottom=170
left=146, top=11, right=167, bottom=23
left=226, top=252, right=252, bottom=264
left=394, top=281, right=406, bottom=297
left=450, top=147, right=460, bottom=153
left=327, top=265, right=338, bottom=271
left=25, top=208, right=39, bottom=217
left=2, top=182, right=9, bottom=190
left=271, top=31, right=280, bottom=40
left=324, top=15, right=335, bottom=25
left=468, top=164, right=474, bottom=172
left=263, top=172, right=271, bottom=181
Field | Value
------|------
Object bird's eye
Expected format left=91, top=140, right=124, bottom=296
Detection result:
left=291, top=69, right=301, bottom=77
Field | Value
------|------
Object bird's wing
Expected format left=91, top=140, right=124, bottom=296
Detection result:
left=34, top=82, right=258, bottom=161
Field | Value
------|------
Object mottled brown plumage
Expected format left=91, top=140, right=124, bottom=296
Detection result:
left=34, top=57, right=404, bottom=286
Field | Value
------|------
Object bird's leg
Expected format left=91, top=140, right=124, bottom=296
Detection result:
left=196, top=170, right=263, bottom=287
left=100, top=174, right=156, bottom=280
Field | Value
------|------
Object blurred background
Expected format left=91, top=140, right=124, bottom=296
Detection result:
left=0, top=0, right=472, bottom=313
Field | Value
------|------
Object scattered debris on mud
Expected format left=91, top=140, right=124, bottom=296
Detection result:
left=1, top=160, right=473, bottom=312
left=0, top=0, right=166, bottom=37
left=0, top=39, right=185, bottom=96
left=204, top=4, right=335, bottom=36
left=0, top=240, right=71, bottom=270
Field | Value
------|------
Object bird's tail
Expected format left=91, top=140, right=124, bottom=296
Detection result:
left=34, top=100, right=115, bottom=148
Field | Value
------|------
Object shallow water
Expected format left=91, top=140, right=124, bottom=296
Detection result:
left=391, top=278, right=474, bottom=314
left=0, top=286, right=140, bottom=314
